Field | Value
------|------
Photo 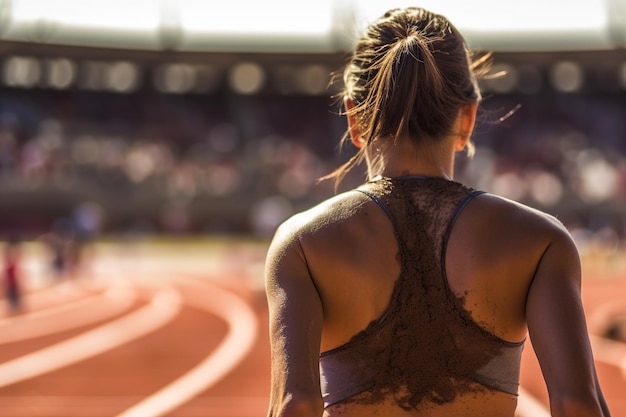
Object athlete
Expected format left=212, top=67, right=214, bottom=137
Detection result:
left=265, top=7, right=610, bottom=417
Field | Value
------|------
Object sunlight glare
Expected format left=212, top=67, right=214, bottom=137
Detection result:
left=179, top=0, right=335, bottom=35
left=11, top=0, right=161, bottom=30
left=353, top=0, right=608, bottom=32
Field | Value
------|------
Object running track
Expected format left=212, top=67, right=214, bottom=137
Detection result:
left=0, top=240, right=624, bottom=417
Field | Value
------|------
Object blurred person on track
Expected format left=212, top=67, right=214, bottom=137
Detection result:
left=3, top=235, right=23, bottom=313
left=41, top=218, right=74, bottom=279
left=264, top=6, right=610, bottom=417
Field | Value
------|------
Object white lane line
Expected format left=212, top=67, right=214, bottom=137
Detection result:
left=516, top=386, right=551, bottom=417
left=586, top=301, right=625, bottom=335
left=115, top=277, right=258, bottom=417
left=0, top=281, right=107, bottom=320
left=590, top=335, right=626, bottom=379
left=517, top=336, right=626, bottom=417
left=515, top=300, right=626, bottom=417
left=0, top=293, right=101, bottom=326
left=586, top=300, right=626, bottom=377
left=0, top=286, right=182, bottom=388
left=0, top=284, right=136, bottom=345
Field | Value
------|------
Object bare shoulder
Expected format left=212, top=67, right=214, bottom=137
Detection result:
left=264, top=188, right=376, bottom=322
left=266, top=186, right=389, bottom=294
left=450, top=191, right=578, bottom=282
left=270, top=189, right=371, bottom=246
left=470, top=192, right=572, bottom=238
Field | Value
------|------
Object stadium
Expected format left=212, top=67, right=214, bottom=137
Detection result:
left=1, top=0, right=625, bottom=239
left=0, top=1, right=625, bottom=416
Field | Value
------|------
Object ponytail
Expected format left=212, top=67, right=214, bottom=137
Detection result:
left=322, top=7, right=484, bottom=189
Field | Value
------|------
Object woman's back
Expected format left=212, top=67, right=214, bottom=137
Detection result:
left=296, top=176, right=551, bottom=416
left=265, top=6, right=610, bottom=417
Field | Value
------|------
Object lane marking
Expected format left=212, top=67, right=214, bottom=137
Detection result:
left=590, top=335, right=626, bottom=379
left=0, top=286, right=181, bottom=388
left=586, top=300, right=626, bottom=377
left=586, top=300, right=626, bottom=334
left=516, top=386, right=551, bottom=417
left=115, top=276, right=258, bottom=417
left=0, top=293, right=102, bottom=326
left=518, top=336, right=626, bottom=417
left=0, top=281, right=104, bottom=319
left=515, top=301, right=626, bottom=417
left=0, top=284, right=136, bottom=344
left=0, top=395, right=269, bottom=417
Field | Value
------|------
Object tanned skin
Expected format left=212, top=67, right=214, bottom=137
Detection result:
left=265, top=104, right=610, bottom=417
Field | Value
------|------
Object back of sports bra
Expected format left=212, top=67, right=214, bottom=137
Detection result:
left=319, top=176, right=525, bottom=409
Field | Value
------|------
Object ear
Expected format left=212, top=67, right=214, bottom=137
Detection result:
left=344, top=97, right=365, bottom=149
left=454, top=102, right=478, bottom=152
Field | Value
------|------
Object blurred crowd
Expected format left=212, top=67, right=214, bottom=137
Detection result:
left=0, top=88, right=625, bottom=253
left=0, top=91, right=344, bottom=236
left=457, top=93, right=626, bottom=255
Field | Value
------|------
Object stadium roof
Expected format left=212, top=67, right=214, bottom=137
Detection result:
left=0, top=0, right=625, bottom=53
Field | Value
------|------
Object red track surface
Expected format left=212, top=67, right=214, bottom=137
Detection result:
left=1, top=241, right=624, bottom=417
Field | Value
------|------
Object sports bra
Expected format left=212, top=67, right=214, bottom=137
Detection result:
left=319, top=176, right=525, bottom=409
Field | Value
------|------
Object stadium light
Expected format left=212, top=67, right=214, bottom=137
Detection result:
left=10, top=0, right=160, bottom=31
left=228, top=62, right=265, bottom=95
left=352, top=0, right=612, bottom=51
left=550, top=61, right=585, bottom=93
left=45, top=58, right=76, bottom=90
left=0, top=0, right=622, bottom=52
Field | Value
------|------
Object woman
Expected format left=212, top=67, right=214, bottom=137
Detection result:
left=265, top=7, right=610, bottom=417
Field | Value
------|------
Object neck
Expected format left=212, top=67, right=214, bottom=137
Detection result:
left=366, top=136, right=456, bottom=180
